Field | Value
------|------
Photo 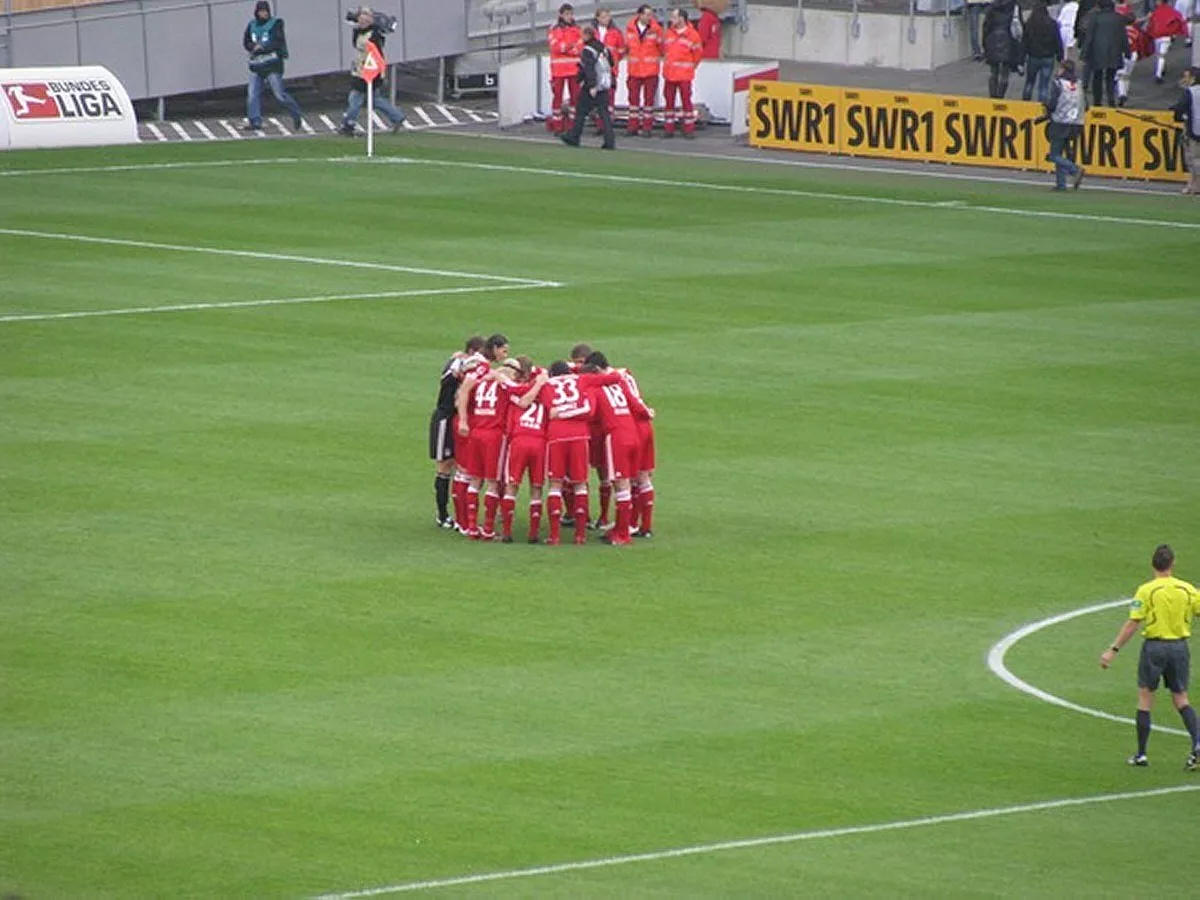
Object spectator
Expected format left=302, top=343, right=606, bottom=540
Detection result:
left=1169, top=66, right=1200, bottom=194
left=1023, top=2, right=1065, bottom=102
left=1146, top=0, right=1188, bottom=83
left=1042, top=59, right=1086, bottom=190
left=1082, top=0, right=1130, bottom=105
left=694, top=2, right=723, bottom=59
left=242, top=1, right=303, bottom=132
left=339, top=7, right=408, bottom=136
left=983, top=0, right=1019, bottom=98
left=966, top=0, right=992, bottom=61
left=1058, top=0, right=1081, bottom=56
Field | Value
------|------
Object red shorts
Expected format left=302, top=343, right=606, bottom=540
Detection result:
left=637, top=420, right=655, bottom=472
left=604, top=432, right=641, bottom=482
left=469, top=429, right=505, bottom=482
left=505, top=437, right=546, bottom=488
left=546, top=436, right=590, bottom=483
left=589, top=433, right=606, bottom=472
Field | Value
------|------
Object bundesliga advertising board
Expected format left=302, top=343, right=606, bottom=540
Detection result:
left=748, top=79, right=1190, bottom=184
left=0, top=66, right=138, bottom=150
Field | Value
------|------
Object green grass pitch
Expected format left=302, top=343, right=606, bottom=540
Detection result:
left=2, top=134, right=1199, bottom=898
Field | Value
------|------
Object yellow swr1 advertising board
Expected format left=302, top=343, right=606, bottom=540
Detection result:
left=748, top=80, right=1189, bottom=183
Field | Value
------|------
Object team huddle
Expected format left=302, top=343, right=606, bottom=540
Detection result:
left=430, top=335, right=656, bottom=546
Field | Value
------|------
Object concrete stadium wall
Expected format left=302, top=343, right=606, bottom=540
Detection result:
left=725, top=4, right=969, bottom=71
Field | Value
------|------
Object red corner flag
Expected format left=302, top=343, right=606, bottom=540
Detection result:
left=361, top=40, right=385, bottom=84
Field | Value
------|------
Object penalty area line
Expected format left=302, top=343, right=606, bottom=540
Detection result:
left=0, top=283, right=556, bottom=324
left=313, top=784, right=1200, bottom=898
left=0, top=227, right=561, bottom=288
left=987, top=599, right=1190, bottom=737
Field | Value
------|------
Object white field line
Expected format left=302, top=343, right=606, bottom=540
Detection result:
left=987, top=599, right=1190, bottom=737
left=0, top=283, right=555, bottom=323
left=2, top=155, right=1196, bottom=231
left=313, top=784, right=1200, bottom=898
left=0, top=158, right=303, bottom=178
left=0, top=227, right=561, bottom=287
left=370, top=155, right=1200, bottom=232
left=436, top=128, right=1181, bottom=198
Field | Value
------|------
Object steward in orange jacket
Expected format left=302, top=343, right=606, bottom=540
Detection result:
left=547, top=3, right=583, bottom=133
left=661, top=8, right=703, bottom=137
left=624, top=4, right=663, bottom=135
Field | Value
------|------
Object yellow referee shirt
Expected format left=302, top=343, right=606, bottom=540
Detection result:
left=1130, top=576, right=1200, bottom=640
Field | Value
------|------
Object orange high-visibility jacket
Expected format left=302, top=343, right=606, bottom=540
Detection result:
left=548, top=21, right=583, bottom=79
left=624, top=16, right=663, bottom=78
left=662, top=23, right=703, bottom=82
left=597, top=21, right=626, bottom=67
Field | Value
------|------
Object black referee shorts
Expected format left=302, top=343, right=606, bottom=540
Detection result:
left=1138, top=639, right=1190, bottom=694
left=429, top=410, right=454, bottom=462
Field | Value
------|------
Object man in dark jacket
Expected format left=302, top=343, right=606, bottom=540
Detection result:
left=983, top=0, right=1018, bottom=98
left=1081, top=0, right=1130, bottom=106
left=560, top=24, right=616, bottom=149
left=1022, top=2, right=1064, bottom=102
left=242, top=0, right=303, bottom=131
left=1170, top=67, right=1200, bottom=194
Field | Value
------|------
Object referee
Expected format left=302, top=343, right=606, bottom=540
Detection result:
left=430, top=336, right=485, bottom=528
left=1100, top=544, right=1200, bottom=770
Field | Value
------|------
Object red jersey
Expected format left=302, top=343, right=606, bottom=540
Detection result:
left=1147, top=4, right=1186, bottom=39
left=542, top=372, right=620, bottom=439
left=466, top=371, right=509, bottom=432
left=502, top=380, right=548, bottom=438
left=696, top=8, right=722, bottom=59
left=591, top=375, right=650, bottom=437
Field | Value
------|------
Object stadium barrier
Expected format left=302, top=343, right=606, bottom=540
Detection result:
left=747, top=79, right=1190, bottom=184
left=1, top=65, right=138, bottom=150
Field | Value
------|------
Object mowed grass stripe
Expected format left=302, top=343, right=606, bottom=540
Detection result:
left=2, top=137, right=1198, bottom=898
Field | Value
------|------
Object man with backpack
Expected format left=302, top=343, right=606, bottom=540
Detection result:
left=561, top=24, right=616, bottom=149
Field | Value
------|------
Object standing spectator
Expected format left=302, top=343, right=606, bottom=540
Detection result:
left=1082, top=0, right=1130, bottom=106
left=695, top=2, right=723, bottom=59
left=1022, top=2, right=1065, bottom=101
left=1169, top=66, right=1200, bottom=194
left=1115, top=0, right=1150, bottom=105
left=1146, top=0, right=1188, bottom=83
left=592, top=9, right=625, bottom=130
left=661, top=8, right=703, bottom=137
left=242, top=1, right=303, bottom=132
left=624, top=5, right=663, bottom=137
left=966, top=0, right=992, bottom=61
left=1042, top=58, right=1086, bottom=189
left=547, top=3, right=583, bottom=134
left=1099, top=544, right=1200, bottom=770
left=561, top=24, right=617, bottom=150
left=339, top=8, right=407, bottom=136
left=983, top=0, right=1019, bottom=98
left=1058, top=0, right=1081, bottom=56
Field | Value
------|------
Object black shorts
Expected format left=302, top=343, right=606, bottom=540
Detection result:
left=429, top=410, right=454, bottom=462
left=1137, top=639, right=1190, bottom=693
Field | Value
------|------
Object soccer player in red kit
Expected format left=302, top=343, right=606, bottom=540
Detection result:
left=614, top=359, right=656, bottom=537
left=499, top=358, right=550, bottom=543
left=582, top=352, right=654, bottom=545
left=455, top=334, right=511, bottom=539
left=541, top=360, right=622, bottom=544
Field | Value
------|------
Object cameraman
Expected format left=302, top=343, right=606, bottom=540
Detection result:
left=243, top=1, right=304, bottom=131
left=339, top=6, right=408, bottom=136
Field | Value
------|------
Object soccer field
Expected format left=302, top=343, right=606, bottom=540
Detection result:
left=2, top=134, right=1199, bottom=898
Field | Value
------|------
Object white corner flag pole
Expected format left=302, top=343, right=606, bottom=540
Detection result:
left=366, top=78, right=375, bottom=159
